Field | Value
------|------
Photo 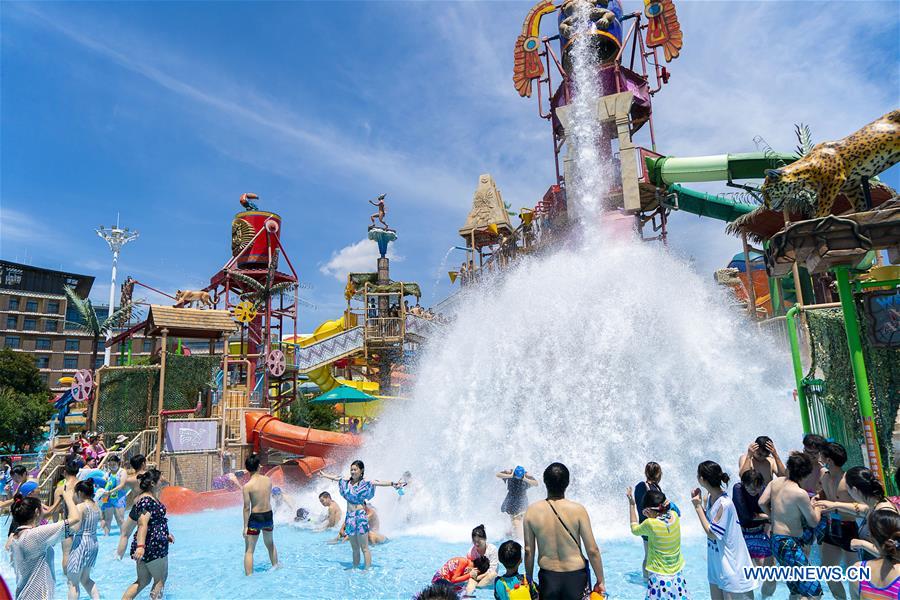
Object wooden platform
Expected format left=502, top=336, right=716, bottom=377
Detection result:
left=765, top=199, right=900, bottom=277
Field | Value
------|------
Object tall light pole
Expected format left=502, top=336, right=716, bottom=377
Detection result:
left=97, top=217, right=139, bottom=366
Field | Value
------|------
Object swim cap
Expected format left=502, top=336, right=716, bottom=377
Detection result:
left=272, top=487, right=282, bottom=496
left=513, top=466, right=526, bottom=479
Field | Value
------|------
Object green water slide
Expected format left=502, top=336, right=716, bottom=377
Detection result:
left=646, top=152, right=798, bottom=223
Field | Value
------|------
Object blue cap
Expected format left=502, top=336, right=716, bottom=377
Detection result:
left=513, top=466, right=526, bottom=479
left=272, top=487, right=282, bottom=496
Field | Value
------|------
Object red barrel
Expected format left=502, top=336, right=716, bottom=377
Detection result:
left=231, top=211, right=281, bottom=268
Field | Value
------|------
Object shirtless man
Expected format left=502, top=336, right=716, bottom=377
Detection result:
left=242, top=454, right=278, bottom=575
left=368, top=193, right=388, bottom=229
left=739, top=436, right=786, bottom=486
left=317, top=491, right=342, bottom=531
left=524, top=462, right=605, bottom=600
left=116, top=454, right=148, bottom=559
left=817, top=442, right=858, bottom=600
left=799, top=434, right=827, bottom=496
left=760, top=452, right=823, bottom=600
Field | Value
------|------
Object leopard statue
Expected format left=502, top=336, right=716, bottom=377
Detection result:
left=761, top=109, right=900, bottom=218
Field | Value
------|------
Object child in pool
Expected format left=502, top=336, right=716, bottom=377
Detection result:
left=432, top=555, right=491, bottom=594
left=493, top=540, right=538, bottom=600
left=628, top=487, right=690, bottom=600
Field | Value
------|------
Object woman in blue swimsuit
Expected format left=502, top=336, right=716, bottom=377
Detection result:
left=320, top=460, right=404, bottom=570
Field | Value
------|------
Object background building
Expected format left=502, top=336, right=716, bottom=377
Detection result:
left=0, top=260, right=154, bottom=393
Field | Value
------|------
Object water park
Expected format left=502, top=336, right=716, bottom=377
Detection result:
left=0, top=1, right=898, bottom=599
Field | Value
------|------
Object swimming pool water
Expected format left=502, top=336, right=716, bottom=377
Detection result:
left=0, top=507, right=839, bottom=599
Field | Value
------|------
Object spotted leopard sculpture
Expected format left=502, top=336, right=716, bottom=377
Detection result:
left=762, top=109, right=900, bottom=218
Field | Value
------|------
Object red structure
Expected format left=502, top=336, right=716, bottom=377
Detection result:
left=207, top=202, right=300, bottom=404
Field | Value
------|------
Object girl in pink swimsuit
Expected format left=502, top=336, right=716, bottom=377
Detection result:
left=856, top=509, right=900, bottom=599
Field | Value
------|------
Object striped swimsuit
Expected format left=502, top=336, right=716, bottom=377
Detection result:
left=858, top=561, right=900, bottom=599
left=67, top=504, right=100, bottom=575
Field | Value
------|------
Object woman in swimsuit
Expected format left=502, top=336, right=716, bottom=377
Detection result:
left=633, top=461, right=664, bottom=579
left=497, top=466, right=538, bottom=536
left=691, top=461, right=757, bottom=600
left=816, top=466, right=899, bottom=560
left=465, top=524, right=499, bottom=595
left=853, top=509, right=900, bottom=599
left=123, top=469, right=173, bottom=600
left=66, top=479, right=101, bottom=600
left=8, top=487, right=81, bottom=600
left=320, top=460, right=404, bottom=569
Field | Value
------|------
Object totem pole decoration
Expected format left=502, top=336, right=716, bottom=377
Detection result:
left=643, top=0, right=683, bottom=62
left=513, top=0, right=557, bottom=97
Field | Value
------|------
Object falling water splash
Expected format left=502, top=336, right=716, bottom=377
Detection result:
left=565, top=1, right=611, bottom=219
left=358, top=8, right=799, bottom=542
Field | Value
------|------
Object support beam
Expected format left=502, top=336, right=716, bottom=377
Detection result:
left=155, top=329, right=168, bottom=466
left=785, top=306, right=811, bottom=435
left=834, top=267, right=885, bottom=482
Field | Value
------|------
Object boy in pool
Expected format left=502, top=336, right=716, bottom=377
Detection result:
left=493, top=540, right=538, bottom=600
left=317, top=491, right=343, bottom=531
left=242, top=454, right=279, bottom=575
left=738, top=436, right=785, bottom=486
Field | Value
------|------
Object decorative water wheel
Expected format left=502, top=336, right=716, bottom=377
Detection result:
left=266, top=349, right=286, bottom=377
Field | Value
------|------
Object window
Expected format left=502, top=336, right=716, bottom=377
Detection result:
left=65, top=306, right=83, bottom=329
left=4, top=336, right=20, bottom=349
left=44, top=320, right=57, bottom=332
left=39, top=373, right=48, bottom=385
left=47, top=301, right=59, bottom=314
left=94, top=357, right=104, bottom=369
left=35, top=356, right=50, bottom=369
left=35, top=339, right=51, bottom=350
left=65, top=339, right=80, bottom=351
left=8, top=298, right=19, bottom=310
left=25, top=300, right=37, bottom=312
left=64, top=356, right=78, bottom=369
left=23, top=318, right=36, bottom=330
left=6, top=316, right=16, bottom=329
left=143, top=340, right=153, bottom=352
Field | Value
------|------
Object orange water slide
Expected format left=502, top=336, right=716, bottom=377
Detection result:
left=244, top=412, right=361, bottom=459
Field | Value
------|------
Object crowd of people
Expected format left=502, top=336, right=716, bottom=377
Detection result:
left=3, top=432, right=900, bottom=599
left=416, top=434, right=900, bottom=600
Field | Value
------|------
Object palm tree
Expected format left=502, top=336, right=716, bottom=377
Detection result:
left=227, top=261, right=297, bottom=316
left=63, top=286, right=134, bottom=377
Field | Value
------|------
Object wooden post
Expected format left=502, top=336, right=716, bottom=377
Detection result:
left=90, top=368, right=102, bottom=431
left=741, top=233, right=758, bottom=319
left=155, top=328, right=168, bottom=465
left=221, top=335, right=228, bottom=450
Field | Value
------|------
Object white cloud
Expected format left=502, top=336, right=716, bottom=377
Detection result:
left=319, top=238, right=402, bottom=281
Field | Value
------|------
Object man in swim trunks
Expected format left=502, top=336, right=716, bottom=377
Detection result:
left=317, top=491, right=342, bottom=531
left=524, top=462, right=605, bottom=600
left=760, top=452, right=823, bottom=599
left=242, top=453, right=278, bottom=575
left=818, top=442, right=858, bottom=600
left=739, top=436, right=786, bottom=486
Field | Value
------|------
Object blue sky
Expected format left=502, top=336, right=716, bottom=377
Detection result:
left=2, top=1, right=898, bottom=330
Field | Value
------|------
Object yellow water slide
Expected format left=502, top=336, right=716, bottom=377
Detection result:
left=284, top=315, right=378, bottom=395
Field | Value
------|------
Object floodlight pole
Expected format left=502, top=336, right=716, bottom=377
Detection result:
left=97, top=217, right=139, bottom=366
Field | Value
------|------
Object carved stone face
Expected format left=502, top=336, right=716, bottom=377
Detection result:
left=231, top=218, right=255, bottom=256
